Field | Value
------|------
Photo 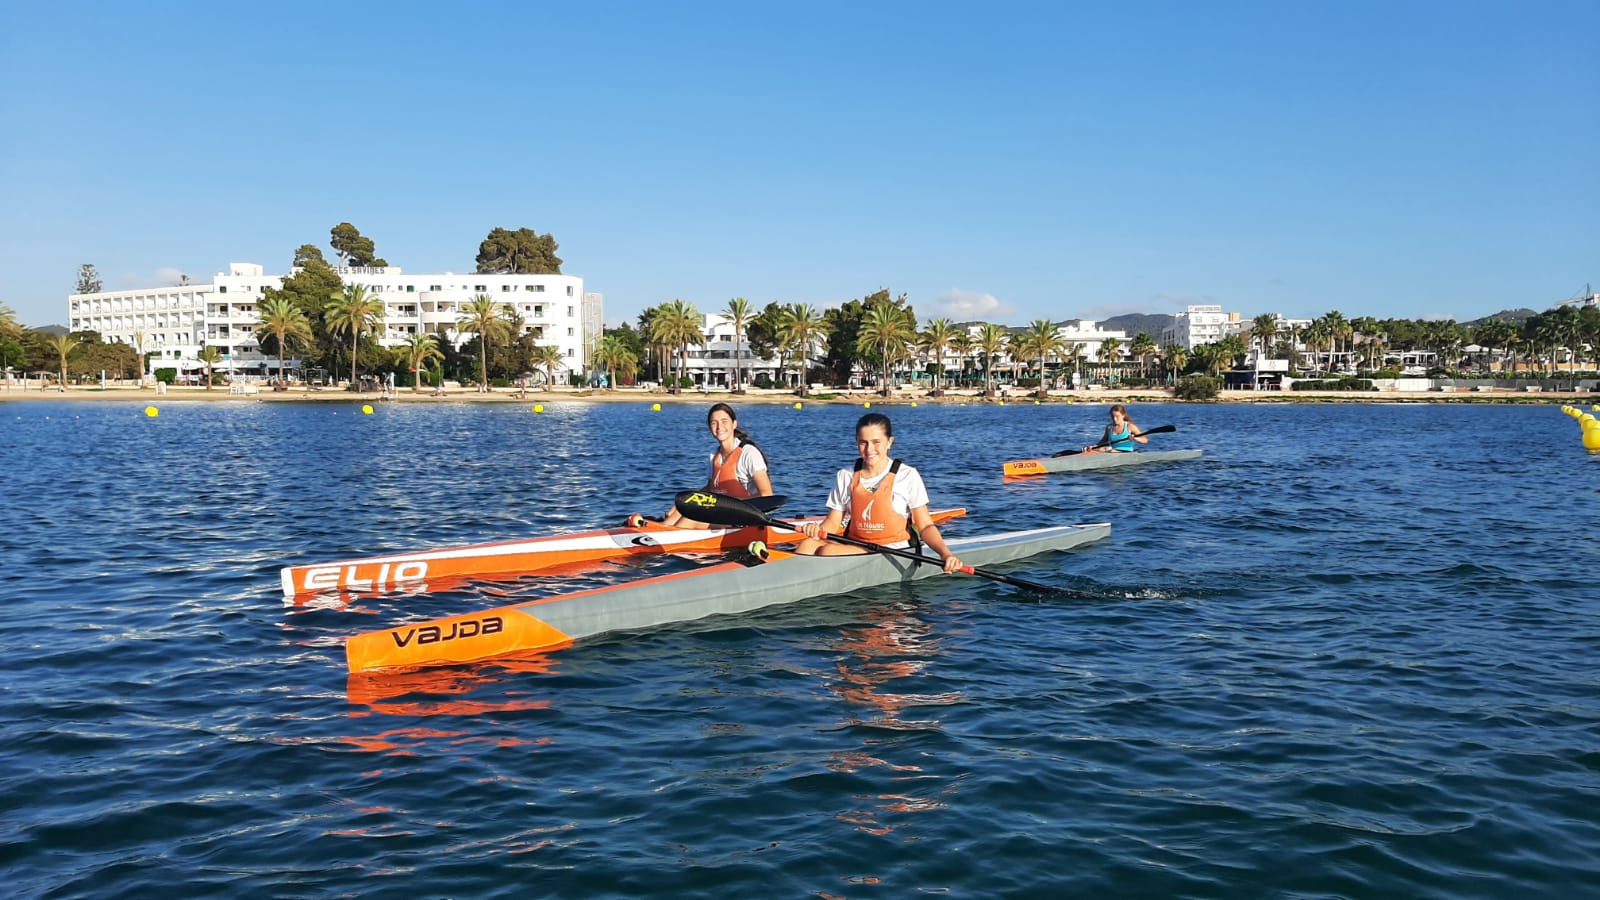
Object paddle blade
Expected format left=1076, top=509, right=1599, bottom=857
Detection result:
left=1140, top=424, right=1177, bottom=436
left=748, top=494, right=787, bottom=514
left=672, top=491, right=771, bottom=528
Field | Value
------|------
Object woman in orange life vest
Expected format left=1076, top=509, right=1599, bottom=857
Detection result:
left=661, top=402, right=775, bottom=528
left=795, top=412, right=964, bottom=573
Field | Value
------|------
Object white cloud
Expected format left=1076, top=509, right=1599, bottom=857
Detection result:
left=927, top=289, right=1014, bottom=321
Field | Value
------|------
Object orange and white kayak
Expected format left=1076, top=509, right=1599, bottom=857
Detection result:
left=282, top=509, right=966, bottom=598
left=345, top=521, right=1110, bottom=673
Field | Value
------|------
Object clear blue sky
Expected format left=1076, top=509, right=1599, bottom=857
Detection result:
left=2, top=1, right=1595, bottom=330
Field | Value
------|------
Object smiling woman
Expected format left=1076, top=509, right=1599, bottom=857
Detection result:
left=794, top=411, right=964, bottom=573
left=659, top=402, right=775, bottom=528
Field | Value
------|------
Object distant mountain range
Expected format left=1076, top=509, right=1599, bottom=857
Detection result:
left=1100, top=313, right=1174, bottom=338
left=1464, top=308, right=1538, bottom=325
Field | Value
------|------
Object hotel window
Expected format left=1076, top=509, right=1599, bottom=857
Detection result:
left=502, top=285, right=513, bottom=292
left=567, top=306, right=573, bottom=317
left=566, top=286, right=574, bottom=296
left=528, top=284, right=544, bottom=292
left=429, top=284, right=442, bottom=291
left=567, top=327, right=574, bottom=336
left=219, top=286, right=228, bottom=293
left=474, top=285, right=487, bottom=293
left=534, top=305, right=544, bottom=317
left=406, top=285, right=415, bottom=292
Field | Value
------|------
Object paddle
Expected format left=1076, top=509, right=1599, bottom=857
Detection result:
left=1052, top=424, right=1177, bottom=457
left=674, top=490, right=1089, bottom=597
left=631, top=494, right=787, bottom=526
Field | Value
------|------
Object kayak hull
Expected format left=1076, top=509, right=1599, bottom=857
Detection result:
left=1003, top=449, right=1203, bottom=476
left=346, top=522, right=1111, bottom=672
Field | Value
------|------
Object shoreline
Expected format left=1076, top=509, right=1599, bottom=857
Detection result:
left=1, top=385, right=1592, bottom=406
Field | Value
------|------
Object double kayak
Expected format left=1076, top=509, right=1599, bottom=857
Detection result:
left=1003, top=449, right=1204, bottom=477
left=345, top=522, right=1112, bottom=673
left=282, top=508, right=967, bottom=598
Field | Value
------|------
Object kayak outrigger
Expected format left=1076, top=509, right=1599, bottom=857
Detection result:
left=345, top=520, right=1111, bottom=673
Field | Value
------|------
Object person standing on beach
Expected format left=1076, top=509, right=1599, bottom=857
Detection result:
left=794, top=412, right=963, bottom=573
left=659, top=403, right=775, bottom=528
left=1089, top=403, right=1148, bottom=453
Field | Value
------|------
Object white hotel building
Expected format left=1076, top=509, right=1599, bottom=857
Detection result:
left=1161, top=304, right=1239, bottom=350
left=68, top=262, right=595, bottom=381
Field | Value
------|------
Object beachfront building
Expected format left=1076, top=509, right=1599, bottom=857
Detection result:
left=671, top=312, right=819, bottom=389
left=1161, top=304, right=1240, bottom=349
left=68, top=262, right=592, bottom=382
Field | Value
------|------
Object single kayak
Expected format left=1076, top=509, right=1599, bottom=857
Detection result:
left=282, top=508, right=968, bottom=598
left=345, top=522, right=1111, bottom=673
left=1003, top=449, right=1204, bottom=477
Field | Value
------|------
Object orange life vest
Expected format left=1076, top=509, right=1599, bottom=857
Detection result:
left=710, top=444, right=753, bottom=499
left=845, top=459, right=910, bottom=545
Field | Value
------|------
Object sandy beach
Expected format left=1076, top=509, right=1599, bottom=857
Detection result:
left=1, top=383, right=1589, bottom=405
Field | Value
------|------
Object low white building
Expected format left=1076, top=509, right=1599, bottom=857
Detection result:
left=68, top=262, right=591, bottom=381
left=1053, top=319, right=1129, bottom=362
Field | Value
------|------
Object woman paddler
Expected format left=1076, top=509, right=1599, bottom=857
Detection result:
left=795, top=412, right=964, bottom=573
left=660, top=403, right=775, bottom=528
left=1089, top=403, right=1148, bottom=453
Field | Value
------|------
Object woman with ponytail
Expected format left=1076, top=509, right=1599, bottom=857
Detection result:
left=661, top=403, right=774, bottom=527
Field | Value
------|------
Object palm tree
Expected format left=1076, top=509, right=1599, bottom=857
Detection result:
left=975, top=323, right=1008, bottom=396
left=1249, top=313, right=1279, bottom=363
left=49, top=333, right=79, bottom=390
left=196, top=345, right=222, bottom=391
left=531, top=343, right=564, bottom=389
left=456, top=294, right=511, bottom=391
left=779, top=303, right=828, bottom=395
left=649, top=299, right=702, bottom=392
left=256, top=296, right=313, bottom=388
left=856, top=304, right=917, bottom=396
left=1472, top=318, right=1516, bottom=373
left=918, top=317, right=959, bottom=395
left=326, top=284, right=385, bottom=388
left=1129, top=332, right=1157, bottom=383
left=723, top=297, right=755, bottom=392
left=1164, top=344, right=1189, bottom=383
left=1302, top=319, right=1331, bottom=373
left=1015, top=319, right=1063, bottom=397
left=0, top=301, right=18, bottom=338
left=1098, top=336, right=1124, bottom=383
left=949, top=331, right=975, bottom=388
left=401, top=332, right=444, bottom=391
left=592, top=334, right=639, bottom=390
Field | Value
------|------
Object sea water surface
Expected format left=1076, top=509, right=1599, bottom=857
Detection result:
left=1, top=398, right=1597, bottom=898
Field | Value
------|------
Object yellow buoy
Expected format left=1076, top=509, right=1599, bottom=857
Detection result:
left=144, top=406, right=159, bottom=418
left=793, top=402, right=803, bottom=410
left=863, top=402, right=871, bottom=408
left=533, top=404, right=544, bottom=413
left=651, top=403, right=662, bottom=411
left=1585, top=428, right=1600, bottom=451
left=361, top=404, right=374, bottom=415
left=910, top=401, right=918, bottom=407
left=1581, top=413, right=1596, bottom=427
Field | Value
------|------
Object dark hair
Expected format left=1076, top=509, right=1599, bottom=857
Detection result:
left=855, top=412, right=893, bottom=437
left=707, top=403, right=750, bottom=444
left=709, top=402, right=769, bottom=477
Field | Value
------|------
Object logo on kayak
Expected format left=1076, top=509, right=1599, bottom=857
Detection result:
left=390, top=615, right=504, bottom=648
left=302, top=561, right=429, bottom=592
left=683, top=491, right=718, bottom=510
left=630, top=535, right=659, bottom=547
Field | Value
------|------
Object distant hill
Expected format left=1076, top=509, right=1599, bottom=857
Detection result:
left=35, top=324, right=68, bottom=336
left=1463, top=308, right=1537, bottom=326
left=1100, top=313, right=1173, bottom=339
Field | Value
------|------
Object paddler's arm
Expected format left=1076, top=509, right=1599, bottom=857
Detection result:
left=910, top=505, right=963, bottom=574
left=799, top=509, right=845, bottom=541
left=1129, top=420, right=1148, bottom=444
left=752, top=469, right=774, bottom=496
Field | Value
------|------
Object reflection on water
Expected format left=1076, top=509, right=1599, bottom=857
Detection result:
left=345, top=651, right=562, bottom=717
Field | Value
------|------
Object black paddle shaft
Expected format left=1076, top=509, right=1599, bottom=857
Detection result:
left=1053, top=423, right=1177, bottom=457
left=673, top=490, right=1092, bottom=598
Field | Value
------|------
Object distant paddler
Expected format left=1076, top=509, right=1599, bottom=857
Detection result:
left=660, top=403, right=775, bottom=528
left=795, top=412, right=964, bottom=573
left=1085, top=403, right=1148, bottom=454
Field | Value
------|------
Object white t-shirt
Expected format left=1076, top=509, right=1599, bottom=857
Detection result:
left=825, top=461, right=930, bottom=522
left=712, top=443, right=769, bottom=494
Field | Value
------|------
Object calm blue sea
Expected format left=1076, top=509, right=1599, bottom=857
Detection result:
left=2, top=398, right=1597, bottom=898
